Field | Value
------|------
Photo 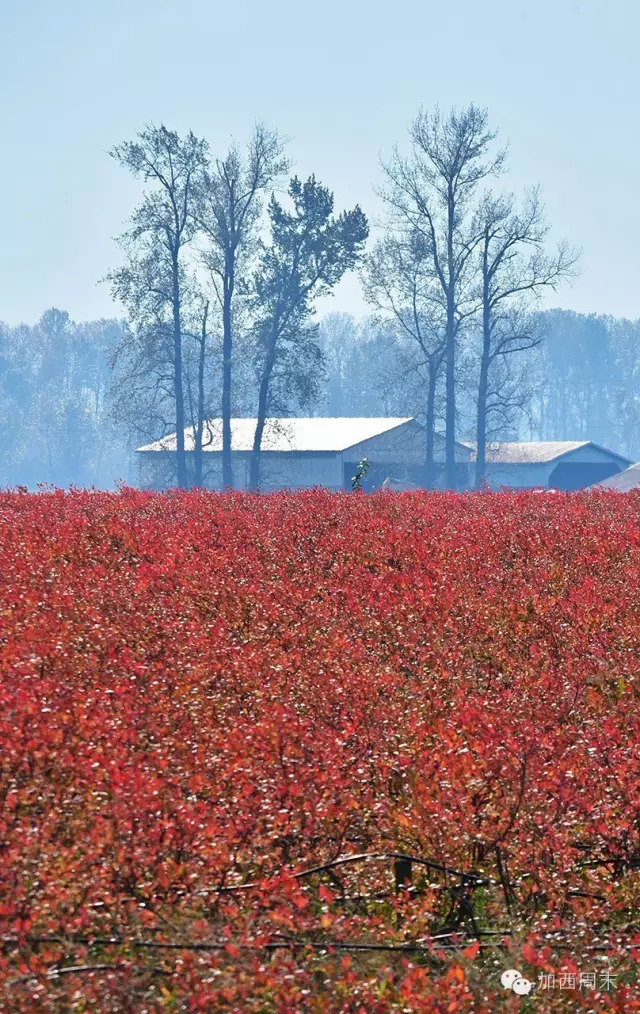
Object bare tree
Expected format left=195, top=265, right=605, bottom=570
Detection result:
left=109, top=125, right=208, bottom=488
left=484, top=351, right=536, bottom=440
left=108, top=251, right=180, bottom=440
left=183, top=298, right=211, bottom=487
left=108, top=252, right=216, bottom=487
left=363, top=230, right=446, bottom=486
left=197, top=125, right=288, bottom=488
left=381, top=105, right=505, bottom=487
left=474, top=189, right=578, bottom=485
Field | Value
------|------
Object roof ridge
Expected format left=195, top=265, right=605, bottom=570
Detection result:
left=137, top=417, right=417, bottom=454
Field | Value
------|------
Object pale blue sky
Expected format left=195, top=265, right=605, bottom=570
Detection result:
left=1, top=0, right=638, bottom=325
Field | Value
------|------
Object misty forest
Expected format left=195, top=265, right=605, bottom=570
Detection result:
left=1, top=106, right=637, bottom=490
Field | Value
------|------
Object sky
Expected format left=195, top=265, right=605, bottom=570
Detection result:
left=1, top=0, right=638, bottom=327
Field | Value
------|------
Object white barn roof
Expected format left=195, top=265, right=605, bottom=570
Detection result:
left=137, top=417, right=414, bottom=454
left=592, top=463, right=640, bottom=490
left=483, top=441, right=588, bottom=463
left=464, top=441, right=629, bottom=465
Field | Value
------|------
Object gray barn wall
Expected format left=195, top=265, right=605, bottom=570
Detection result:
left=253, top=453, right=342, bottom=490
left=138, top=451, right=343, bottom=491
left=347, top=421, right=426, bottom=466
left=347, top=421, right=471, bottom=465
left=483, top=463, right=552, bottom=490
left=346, top=422, right=472, bottom=488
left=550, top=445, right=626, bottom=465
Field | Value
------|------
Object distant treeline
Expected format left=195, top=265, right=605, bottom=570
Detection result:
left=1, top=305, right=638, bottom=489
left=0, top=310, right=130, bottom=488
left=5, top=107, right=594, bottom=488
left=315, top=309, right=640, bottom=459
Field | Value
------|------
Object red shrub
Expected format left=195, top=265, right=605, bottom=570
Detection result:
left=0, top=488, right=638, bottom=1011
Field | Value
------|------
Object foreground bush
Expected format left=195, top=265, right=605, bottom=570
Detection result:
left=0, top=488, right=638, bottom=1011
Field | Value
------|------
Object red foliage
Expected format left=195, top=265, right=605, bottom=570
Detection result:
left=0, top=487, right=639, bottom=1011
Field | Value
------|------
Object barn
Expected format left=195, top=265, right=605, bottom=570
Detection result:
left=474, top=441, right=632, bottom=490
left=590, top=462, right=640, bottom=491
left=137, top=417, right=473, bottom=491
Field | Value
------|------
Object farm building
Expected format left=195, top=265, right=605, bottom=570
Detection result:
left=137, top=417, right=473, bottom=491
left=590, top=462, right=640, bottom=491
left=471, top=441, right=632, bottom=490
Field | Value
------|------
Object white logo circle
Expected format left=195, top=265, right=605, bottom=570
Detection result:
left=501, top=969, right=521, bottom=989
left=501, top=969, right=535, bottom=994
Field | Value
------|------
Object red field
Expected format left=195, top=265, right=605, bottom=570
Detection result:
left=0, top=488, right=639, bottom=1012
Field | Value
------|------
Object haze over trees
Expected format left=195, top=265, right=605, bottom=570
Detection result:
left=2, top=305, right=640, bottom=489
left=107, top=126, right=210, bottom=489
left=0, top=311, right=129, bottom=488
left=376, top=106, right=507, bottom=486
left=5, top=103, right=640, bottom=491
left=472, top=189, right=577, bottom=485
left=103, top=123, right=369, bottom=489
left=368, top=105, right=577, bottom=487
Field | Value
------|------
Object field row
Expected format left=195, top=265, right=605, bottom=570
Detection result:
left=0, top=489, right=639, bottom=1010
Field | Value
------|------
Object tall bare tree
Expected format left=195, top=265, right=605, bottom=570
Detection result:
left=110, top=125, right=208, bottom=488
left=183, top=298, right=211, bottom=488
left=382, top=105, right=505, bottom=487
left=363, top=230, right=446, bottom=486
left=197, top=125, right=288, bottom=488
left=474, top=189, right=578, bottom=485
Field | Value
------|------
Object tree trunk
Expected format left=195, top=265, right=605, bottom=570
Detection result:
left=445, top=305, right=456, bottom=488
left=424, top=363, right=437, bottom=488
left=445, top=192, right=457, bottom=489
left=171, top=253, right=188, bottom=489
left=221, top=259, right=234, bottom=490
left=249, top=340, right=276, bottom=491
left=475, top=267, right=491, bottom=489
left=194, top=302, right=208, bottom=487
left=476, top=352, right=490, bottom=489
